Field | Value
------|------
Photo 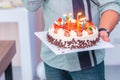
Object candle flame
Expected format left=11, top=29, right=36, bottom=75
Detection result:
left=77, top=12, right=82, bottom=19
left=80, top=17, right=86, bottom=21
left=78, top=12, right=82, bottom=16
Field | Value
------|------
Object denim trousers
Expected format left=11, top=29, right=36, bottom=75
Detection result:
left=44, top=61, right=105, bottom=80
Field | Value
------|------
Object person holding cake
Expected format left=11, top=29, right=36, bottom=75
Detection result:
left=22, top=0, right=120, bottom=80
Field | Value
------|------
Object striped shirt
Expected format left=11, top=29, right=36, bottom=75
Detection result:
left=22, top=0, right=120, bottom=71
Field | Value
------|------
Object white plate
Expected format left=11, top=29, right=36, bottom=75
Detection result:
left=34, top=31, right=114, bottom=55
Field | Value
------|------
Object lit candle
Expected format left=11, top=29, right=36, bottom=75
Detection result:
left=62, top=14, right=67, bottom=27
left=80, top=17, right=86, bottom=30
left=77, top=12, right=82, bottom=30
left=66, top=14, right=72, bottom=30
left=67, top=16, right=71, bottom=30
left=82, top=21, right=84, bottom=30
left=83, top=17, right=86, bottom=30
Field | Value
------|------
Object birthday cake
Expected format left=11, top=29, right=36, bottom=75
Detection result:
left=47, top=13, right=99, bottom=49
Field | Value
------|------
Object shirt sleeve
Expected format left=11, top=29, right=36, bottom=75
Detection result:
left=22, top=0, right=44, bottom=11
left=98, top=0, right=120, bottom=15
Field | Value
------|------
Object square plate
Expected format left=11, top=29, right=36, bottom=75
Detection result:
left=35, top=31, right=114, bottom=55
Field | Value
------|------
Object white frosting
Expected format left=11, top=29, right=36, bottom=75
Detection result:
left=48, top=25, right=98, bottom=42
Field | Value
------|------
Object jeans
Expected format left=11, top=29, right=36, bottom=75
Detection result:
left=44, top=61, right=105, bottom=80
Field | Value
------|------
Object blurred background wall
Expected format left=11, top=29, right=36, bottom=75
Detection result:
left=0, top=0, right=120, bottom=80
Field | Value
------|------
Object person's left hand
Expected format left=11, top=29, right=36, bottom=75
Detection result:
left=99, top=31, right=110, bottom=42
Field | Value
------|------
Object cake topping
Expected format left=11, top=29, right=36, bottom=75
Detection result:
left=52, top=13, right=95, bottom=37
